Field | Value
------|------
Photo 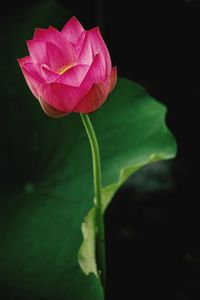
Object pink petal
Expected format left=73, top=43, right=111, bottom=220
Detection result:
left=77, top=32, right=93, bottom=65
left=61, top=16, right=85, bottom=44
left=38, top=98, right=69, bottom=118
left=21, top=63, right=43, bottom=83
left=109, top=66, right=117, bottom=93
left=18, top=56, right=32, bottom=66
left=41, top=65, right=60, bottom=83
left=57, top=64, right=89, bottom=87
left=40, top=82, right=90, bottom=112
left=46, top=42, right=69, bottom=72
left=33, top=26, right=76, bottom=63
left=79, top=53, right=106, bottom=87
left=87, top=27, right=112, bottom=76
left=73, top=79, right=110, bottom=113
left=86, top=53, right=106, bottom=83
left=74, top=31, right=86, bottom=56
left=18, top=62, right=44, bottom=99
left=33, top=26, right=59, bottom=41
left=27, top=40, right=49, bottom=66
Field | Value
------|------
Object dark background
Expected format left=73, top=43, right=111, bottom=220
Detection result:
left=2, top=0, right=200, bottom=299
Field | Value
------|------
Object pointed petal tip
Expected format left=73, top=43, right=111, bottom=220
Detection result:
left=70, top=16, right=79, bottom=22
left=17, top=58, right=21, bottom=65
left=88, top=26, right=100, bottom=35
left=61, top=16, right=85, bottom=44
left=26, top=39, right=34, bottom=51
left=17, top=56, right=32, bottom=66
left=26, top=39, right=32, bottom=45
left=65, top=16, right=82, bottom=27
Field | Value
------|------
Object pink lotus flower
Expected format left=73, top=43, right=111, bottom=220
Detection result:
left=18, top=16, right=117, bottom=117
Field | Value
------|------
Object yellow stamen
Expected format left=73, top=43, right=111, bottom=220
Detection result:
left=57, top=63, right=75, bottom=75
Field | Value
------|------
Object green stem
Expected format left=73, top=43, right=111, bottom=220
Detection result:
left=80, top=114, right=106, bottom=289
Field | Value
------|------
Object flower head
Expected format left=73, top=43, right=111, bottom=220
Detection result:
left=18, top=17, right=117, bottom=117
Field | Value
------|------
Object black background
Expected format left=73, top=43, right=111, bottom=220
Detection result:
left=2, top=0, right=200, bottom=299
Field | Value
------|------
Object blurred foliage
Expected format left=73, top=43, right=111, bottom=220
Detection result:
left=0, top=1, right=176, bottom=299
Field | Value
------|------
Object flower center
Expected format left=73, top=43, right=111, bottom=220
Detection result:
left=57, top=63, right=75, bottom=75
